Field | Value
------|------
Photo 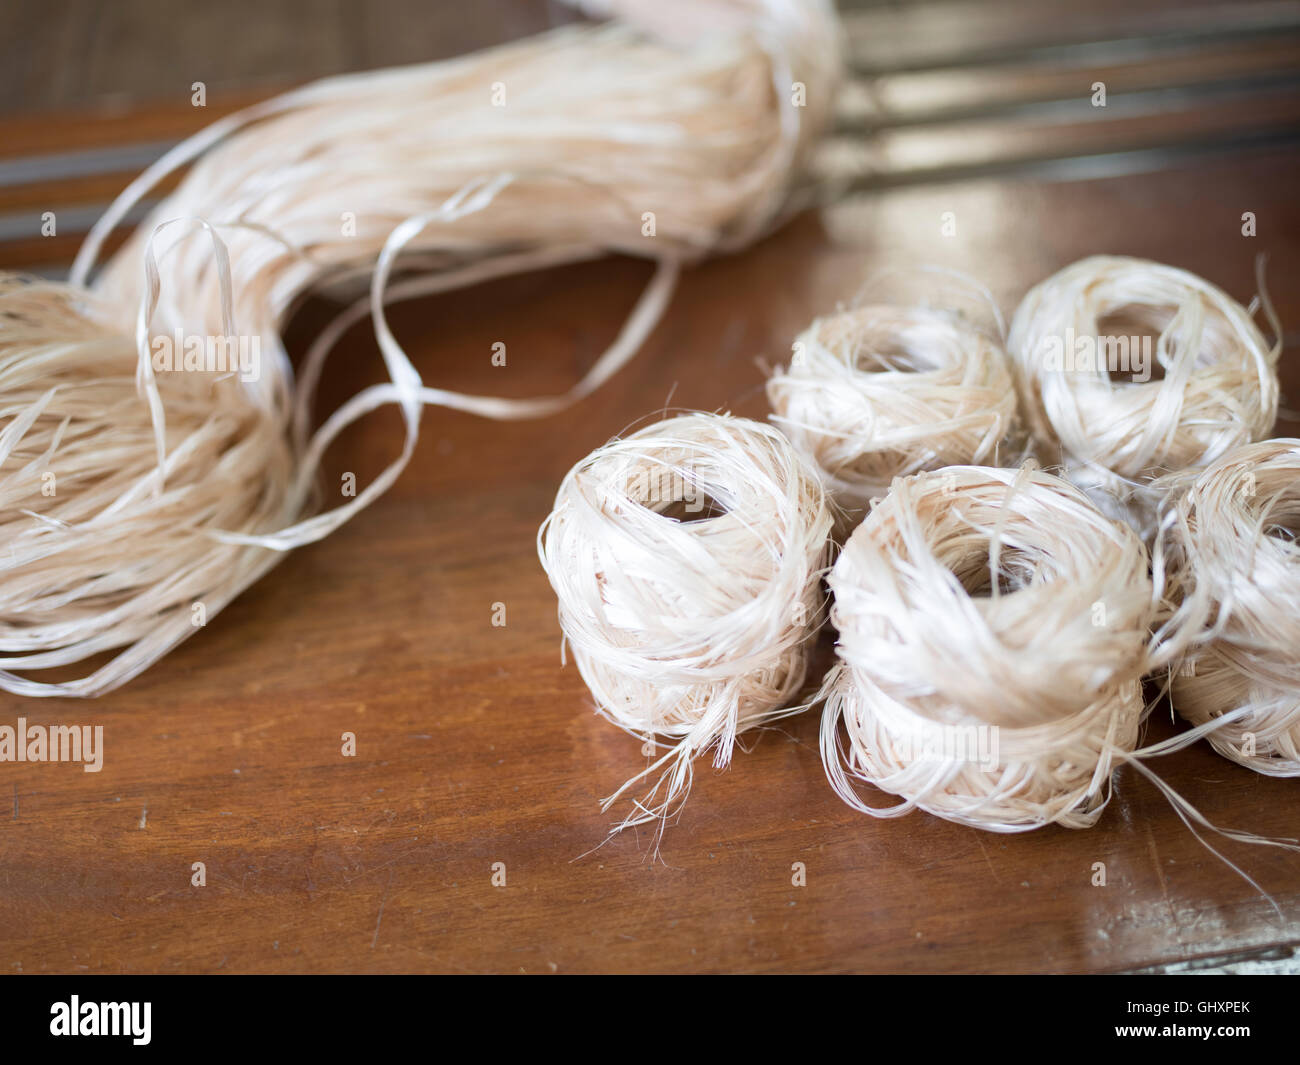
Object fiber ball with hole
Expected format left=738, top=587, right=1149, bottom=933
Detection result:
left=767, top=303, right=1018, bottom=528
left=538, top=412, right=833, bottom=833
left=1006, top=255, right=1280, bottom=537
left=1155, top=439, right=1300, bottom=776
left=820, top=464, right=1155, bottom=832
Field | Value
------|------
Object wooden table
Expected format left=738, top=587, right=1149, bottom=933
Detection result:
left=1, top=0, right=1298, bottom=974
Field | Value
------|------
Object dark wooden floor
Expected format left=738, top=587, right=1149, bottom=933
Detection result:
left=0, top=0, right=1297, bottom=974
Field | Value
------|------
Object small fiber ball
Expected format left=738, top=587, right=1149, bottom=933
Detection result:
left=767, top=304, right=1018, bottom=526
left=821, top=464, right=1154, bottom=831
left=1007, top=255, right=1279, bottom=537
left=1157, top=439, right=1300, bottom=776
left=539, top=412, right=833, bottom=833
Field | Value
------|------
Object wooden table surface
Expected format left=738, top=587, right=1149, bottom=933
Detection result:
left=1, top=0, right=1298, bottom=974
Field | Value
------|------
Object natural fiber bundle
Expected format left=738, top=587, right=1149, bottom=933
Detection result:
left=0, top=277, right=294, bottom=695
left=821, top=464, right=1155, bottom=831
left=80, top=0, right=841, bottom=350
left=1006, top=255, right=1280, bottom=537
left=0, top=0, right=841, bottom=696
left=767, top=302, right=1018, bottom=524
left=1154, top=439, right=1300, bottom=776
left=538, top=412, right=833, bottom=836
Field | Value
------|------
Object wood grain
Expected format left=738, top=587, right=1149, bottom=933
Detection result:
left=0, top=0, right=1298, bottom=975
left=0, top=0, right=576, bottom=117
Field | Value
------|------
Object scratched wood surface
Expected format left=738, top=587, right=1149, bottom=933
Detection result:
left=1, top=1, right=1299, bottom=974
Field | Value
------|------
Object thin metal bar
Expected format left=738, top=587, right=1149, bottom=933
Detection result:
left=0, top=201, right=154, bottom=243
left=836, top=69, right=1300, bottom=133
left=845, top=7, right=1300, bottom=75
left=0, top=141, right=179, bottom=189
left=837, top=123, right=1300, bottom=190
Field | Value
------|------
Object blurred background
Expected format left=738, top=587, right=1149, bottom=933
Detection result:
left=2, top=0, right=1298, bottom=276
